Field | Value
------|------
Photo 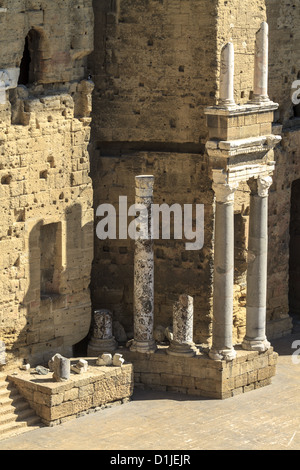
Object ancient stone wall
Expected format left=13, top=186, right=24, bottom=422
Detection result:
left=88, top=0, right=276, bottom=347
left=216, top=0, right=266, bottom=105
left=264, top=0, right=300, bottom=337
left=89, top=0, right=219, bottom=148
left=88, top=0, right=220, bottom=346
left=91, top=151, right=214, bottom=345
left=0, top=0, right=94, bottom=367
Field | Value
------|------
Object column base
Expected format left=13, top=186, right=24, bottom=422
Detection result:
left=217, top=99, right=236, bottom=110
left=208, top=347, right=237, bottom=361
left=87, top=337, right=118, bottom=356
left=241, top=337, right=271, bottom=352
left=166, top=341, right=198, bottom=357
left=250, top=95, right=271, bottom=105
left=130, top=339, right=157, bottom=354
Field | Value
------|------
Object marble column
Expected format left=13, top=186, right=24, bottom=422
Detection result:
left=130, top=175, right=156, bottom=353
left=252, top=22, right=269, bottom=103
left=209, top=179, right=238, bottom=361
left=219, top=42, right=235, bottom=108
left=167, top=294, right=198, bottom=357
left=242, top=176, right=272, bottom=352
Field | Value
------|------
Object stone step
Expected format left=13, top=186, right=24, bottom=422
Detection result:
left=0, top=415, right=41, bottom=440
left=0, top=406, right=36, bottom=426
left=0, top=375, right=42, bottom=441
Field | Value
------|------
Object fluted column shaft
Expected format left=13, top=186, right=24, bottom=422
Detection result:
left=209, top=179, right=238, bottom=361
left=242, top=176, right=272, bottom=351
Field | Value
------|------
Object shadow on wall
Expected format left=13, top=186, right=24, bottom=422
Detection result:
left=14, top=203, right=93, bottom=367
left=265, top=0, right=298, bottom=124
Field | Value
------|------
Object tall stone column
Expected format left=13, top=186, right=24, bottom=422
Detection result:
left=252, top=22, right=269, bottom=103
left=130, top=175, right=156, bottom=353
left=242, top=176, right=272, bottom=352
left=219, top=42, right=235, bottom=108
left=209, top=178, right=238, bottom=361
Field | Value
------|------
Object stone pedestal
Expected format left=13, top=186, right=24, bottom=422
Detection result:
left=87, top=309, right=117, bottom=356
left=167, top=294, right=197, bottom=357
left=130, top=175, right=156, bottom=354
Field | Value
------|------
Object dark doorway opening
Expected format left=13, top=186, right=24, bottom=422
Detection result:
left=18, top=29, right=42, bottom=86
left=18, top=36, right=31, bottom=85
left=289, top=179, right=300, bottom=320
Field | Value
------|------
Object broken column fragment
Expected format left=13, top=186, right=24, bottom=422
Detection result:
left=96, top=353, right=113, bottom=366
left=51, top=353, right=70, bottom=382
left=252, top=22, right=270, bottom=103
left=0, top=341, right=6, bottom=366
left=112, top=353, right=125, bottom=367
left=130, top=175, right=156, bottom=354
left=71, top=358, right=88, bottom=374
left=167, top=294, right=198, bottom=357
left=87, top=309, right=117, bottom=356
left=219, top=42, right=235, bottom=108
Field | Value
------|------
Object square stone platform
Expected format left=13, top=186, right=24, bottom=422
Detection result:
left=7, top=358, right=134, bottom=426
left=121, top=345, right=278, bottom=399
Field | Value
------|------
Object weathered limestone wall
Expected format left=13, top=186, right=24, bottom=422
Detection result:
left=91, top=151, right=214, bottom=345
left=88, top=0, right=219, bottom=346
left=89, top=0, right=219, bottom=147
left=0, top=1, right=94, bottom=367
left=0, top=0, right=93, bottom=84
left=89, top=0, right=294, bottom=348
left=216, top=0, right=266, bottom=105
left=266, top=0, right=300, bottom=123
left=264, top=0, right=300, bottom=336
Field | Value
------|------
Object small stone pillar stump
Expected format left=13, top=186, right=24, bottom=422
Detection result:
left=130, top=175, right=156, bottom=354
left=167, top=294, right=197, bottom=357
left=0, top=341, right=6, bottom=366
left=51, top=354, right=70, bottom=382
left=87, top=309, right=117, bottom=356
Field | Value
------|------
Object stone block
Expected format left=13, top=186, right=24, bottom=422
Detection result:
left=7, top=360, right=133, bottom=425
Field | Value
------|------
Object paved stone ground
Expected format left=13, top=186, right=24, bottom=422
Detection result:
left=0, top=328, right=300, bottom=451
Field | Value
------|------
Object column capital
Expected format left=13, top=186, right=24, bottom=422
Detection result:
left=258, top=175, right=273, bottom=197
left=212, top=181, right=239, bottom=204
left=248, top=175, right=273, bottom=197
